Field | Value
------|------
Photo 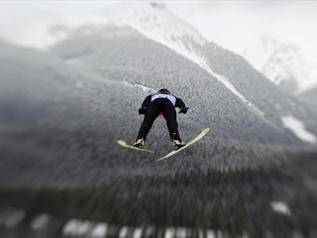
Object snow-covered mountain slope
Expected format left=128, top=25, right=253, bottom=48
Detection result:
left=0, top=40, right=153, bottom=144
left=45, top=2, right=263, bottom=117
left=105, top=3, right=317, bottom=134
left=1, top=28, right=317, bottom=189
left=1, top=2, right=316, bottom=145
left=115, top=2, right=265, bottom=116
left=50, top=20, right=317, bottom=145
left=282, top=116, right=316, bottom=144
left=0, top=40, right=296, bottom=179
left=2, top=42, right=317, bottom=236
left=74, top=2, right=317, bottom=143
left=241, top=35, right=317, bottom=95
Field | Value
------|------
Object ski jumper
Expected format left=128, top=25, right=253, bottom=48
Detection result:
left=136, top=92, right=187, bottom=142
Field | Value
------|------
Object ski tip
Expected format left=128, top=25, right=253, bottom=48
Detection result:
left=117, top=139, right=126, bottom=145
left=203, top=127, right=210, bottom=133
left=117, top=139, right=154, bottom=154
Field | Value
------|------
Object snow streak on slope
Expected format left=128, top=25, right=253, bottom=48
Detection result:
left=122, top=80, right=154, bottom=93
left=282, top=116, right=316, bottom=144
left=113, top=3, right=265, bottom=116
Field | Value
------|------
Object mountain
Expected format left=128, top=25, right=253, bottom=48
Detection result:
left=49, top=2, right=317, bottom=144
left=1, top=3, right=317, bottom=188
left=1, top=39, right=317, bottom=237
left=241, top=35, right=317, bottom=95
left=1, top=3, right=317, bottom=235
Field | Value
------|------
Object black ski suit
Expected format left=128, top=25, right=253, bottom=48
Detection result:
left=136, top=92, right=187, bottom=142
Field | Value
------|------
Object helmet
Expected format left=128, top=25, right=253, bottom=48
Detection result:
left=158, top=88, right=171, bottom=95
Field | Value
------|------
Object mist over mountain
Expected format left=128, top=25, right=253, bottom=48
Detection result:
left=241, top=35, right=317, bottom=96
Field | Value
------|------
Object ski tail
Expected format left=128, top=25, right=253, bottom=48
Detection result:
left=117, top=140, right=154, bottom=154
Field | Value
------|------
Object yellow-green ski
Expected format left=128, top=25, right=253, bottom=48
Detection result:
left=117, top=140, right=154, bottom=154
left=157, top=128, right=210, bottom=161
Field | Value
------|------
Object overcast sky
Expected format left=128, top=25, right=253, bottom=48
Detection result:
left=167, top=1, right=317, bottom=61
left=0, top=1, right=316, bottom=62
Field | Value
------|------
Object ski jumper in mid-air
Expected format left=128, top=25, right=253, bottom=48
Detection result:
left=134, top=88, right=189, bottom=150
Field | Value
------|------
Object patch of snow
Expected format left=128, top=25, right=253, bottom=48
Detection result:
left=122, top=80, right=154, bottom=93
left=164, top=227, right=175, bottom=238
left=120, top=3, right=207, bottom=47
left=119, top=226, right=129, bottom=238
left=133, top=227, right=143, bottom=238
left=77, top=221, right=93, bottom=236
left=63, top=219, right=79, bottom=235
left=206, top=230, right=216, bottom=238
left=3, top=209, right=25, bottom=228
left=208, top=70, right=265, bottom=116
left=282, top=116, right=317, bottom=143
left=91, top=223, right=108, bottom=238
left=63, top=219, right=84, bottom=236
left=171, top=40, right=265, bottom=116
left=30, top=214, right=50, bottom=230
left=271, top=201, right=291, bottom=216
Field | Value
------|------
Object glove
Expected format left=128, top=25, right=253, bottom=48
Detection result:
left=179, top=107, right=189, bottom=114
left=138, top=107, right=147, bottom=115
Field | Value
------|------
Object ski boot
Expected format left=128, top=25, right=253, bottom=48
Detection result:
left=133, top=138, right=144, bottom=148
left=172, top=139, right=186, bottom=150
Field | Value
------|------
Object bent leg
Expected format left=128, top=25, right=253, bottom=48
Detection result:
left=136, top=100, right=161, bottom=141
